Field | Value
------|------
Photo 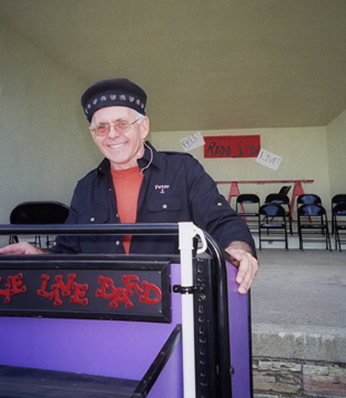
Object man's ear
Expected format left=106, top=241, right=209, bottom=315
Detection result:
left=89, top=127, right=97, bottom=141
left=140, top=116, right=150, bottom=140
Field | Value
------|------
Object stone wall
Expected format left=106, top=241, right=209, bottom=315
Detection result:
left=253, top=358, right=346, bottom=398
left=252, top=324, right=346, bottom=398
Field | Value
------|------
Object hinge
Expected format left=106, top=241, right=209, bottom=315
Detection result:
left=173, top=284, right=203, bottom=295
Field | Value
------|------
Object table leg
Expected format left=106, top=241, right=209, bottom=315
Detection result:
left=291, top=181, right=305, bottom=217
left=228, top=182, right=241, bottom=205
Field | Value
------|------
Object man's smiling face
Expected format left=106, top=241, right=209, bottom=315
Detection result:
left=90, top=106, right=149, bottom=170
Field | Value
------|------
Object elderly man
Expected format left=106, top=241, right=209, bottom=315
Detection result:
left=0, top=78, right=258, bottom=293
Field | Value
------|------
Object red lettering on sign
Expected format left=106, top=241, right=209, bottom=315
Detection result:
left=96, top=275, right=162, bottom=308
left=8, top=273, right=27, bottom=295
left=1, top=272, right=162, bottom=311
left=70, top=282, right=88, bottom=306
left=96, top=276, right=133, bottom=309
left=55, top=274, right=76, bottom=296
left=0, top=273, right=27, bottom=303
left=37, top=273, right=89, bottom=306
left=140, top=281, right=162, bottom=305
left=96, top=276, right=117, bottom=299
left=109, top=288, right=133, bottom=309
left=37, top=274, right=54, bottom=300
left=51, top=284, right=63, bottom=306
left=0, top=277, right=11, bottom=303
left=122, top=275, right=143, bottom=297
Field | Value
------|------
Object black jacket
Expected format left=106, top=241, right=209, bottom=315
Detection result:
left=51, top=142, right=255, bottom=255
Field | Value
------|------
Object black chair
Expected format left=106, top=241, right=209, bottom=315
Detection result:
left=278, top=186, right=291, bottom=196
left=333, top=203, right=346, bottom=251
left=297, top=194, right=323, bottom=226
left=297, top=194, right=322, bottom=207
left=265, top=193, right=293, bottom=235
left=9, top=201, right=70, bottom=248
left=297, top=204, right=331, bottom=251
left=236, top=194, right=260, bottom=233
left=331, top=194, right=346, bottom=234
left=259, top=204, right=288, bottom=250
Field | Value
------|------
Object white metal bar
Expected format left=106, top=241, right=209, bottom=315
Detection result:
left=178, top=222, right=207, bottom=398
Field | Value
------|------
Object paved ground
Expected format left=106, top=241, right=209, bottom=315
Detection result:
left=251, top=249, right=346, bottom=329
left=250, top=248, right=346, bottom=362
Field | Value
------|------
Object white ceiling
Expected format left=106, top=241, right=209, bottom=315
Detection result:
left=1, top=0, right=346, bottom=132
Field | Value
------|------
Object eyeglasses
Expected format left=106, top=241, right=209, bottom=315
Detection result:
left=92, top=118, right=140, bottom=136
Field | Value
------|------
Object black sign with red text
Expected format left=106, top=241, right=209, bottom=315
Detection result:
left=0, top=256, right=171, bottom=323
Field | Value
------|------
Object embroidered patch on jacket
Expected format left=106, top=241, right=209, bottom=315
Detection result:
left=155, top=185, right=170, bottom=194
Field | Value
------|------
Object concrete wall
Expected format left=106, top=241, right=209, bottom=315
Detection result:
left=326, top=108, right=346, bottom=197
left=252, top=325, right=346, bottom=397
left=0, top=23, right=102, bottom=242
left=253, top=357, right=346, bottom=398
left=150, top=126, right=332, bottom=216
left=1, top=19, right=345, bottom=242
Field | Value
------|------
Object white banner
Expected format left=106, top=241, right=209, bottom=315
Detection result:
left=256, top=148, right=282, bottom=170
left=181, top=132, right=205, bottom=152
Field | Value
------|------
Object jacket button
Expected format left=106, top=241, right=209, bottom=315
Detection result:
left=115, top=240, right=121, bottom=246
left=163, top=204, right=168, bottom=209
left=217, top=202, right=222, bottom=206
left=90, top=217, right=95, bottom=222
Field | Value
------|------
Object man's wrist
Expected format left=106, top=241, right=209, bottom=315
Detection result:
left=226, top=240, right=254, bottom=256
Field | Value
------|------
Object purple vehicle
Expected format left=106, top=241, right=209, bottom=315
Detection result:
left=0, top=223, right=252, bottom=397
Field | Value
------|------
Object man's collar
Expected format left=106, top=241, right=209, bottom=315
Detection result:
left=97, top=157, right=111, bottom=174
left=137, top=141, right=159, bottom=171
left=97, top=141, right=158, bottom=174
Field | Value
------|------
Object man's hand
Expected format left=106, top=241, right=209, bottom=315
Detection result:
left=0, top=242, right=47, bottom=255
left=225, top=241, right=259, bottom=294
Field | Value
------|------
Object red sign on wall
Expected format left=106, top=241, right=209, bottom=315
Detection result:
left=204, top=135, right=261, bottom=158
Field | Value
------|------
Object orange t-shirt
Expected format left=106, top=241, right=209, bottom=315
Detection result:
left=111, top=166, right=143, bottom=254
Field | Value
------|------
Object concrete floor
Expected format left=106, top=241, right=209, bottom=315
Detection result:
left=251, top=249, right=346, bottom=329
left=250, top=248, right=346, bottom=363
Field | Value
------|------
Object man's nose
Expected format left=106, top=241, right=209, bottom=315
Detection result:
left=108, top=125, right=120, bottom=138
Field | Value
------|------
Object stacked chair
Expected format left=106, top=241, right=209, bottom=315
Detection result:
left=332, top=194, right=346, bottom=251
left=278, top=186, right=291, bottom=196
left=297, top=194, right=322, bottom=206
left=238, top=190, right=346, bottom=251
left=264, top=193, right=293, bottom=235
left=296, top=195, right=331, bottom=251
left=258, top=203, right=288, bottom=250
left=331, top=194, right=346, bottom=235
left=236, top=194, right=260, bottom=234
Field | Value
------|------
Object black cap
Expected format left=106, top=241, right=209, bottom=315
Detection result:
left=81, top=78, right=147, bottom=122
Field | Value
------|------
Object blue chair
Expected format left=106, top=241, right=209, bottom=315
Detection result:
left=297, top=204, right=331, bottom=251
left=236, top=194, right=260, bottom=234
left=333, top=202, right=346, bottom=251
left=265, top=193, right=293, bottom=235
left=259, top=204, right=288, bottom=250
left=297, top=194, right=322, bottom=206
left=331, top=194, right=346, bottom=234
